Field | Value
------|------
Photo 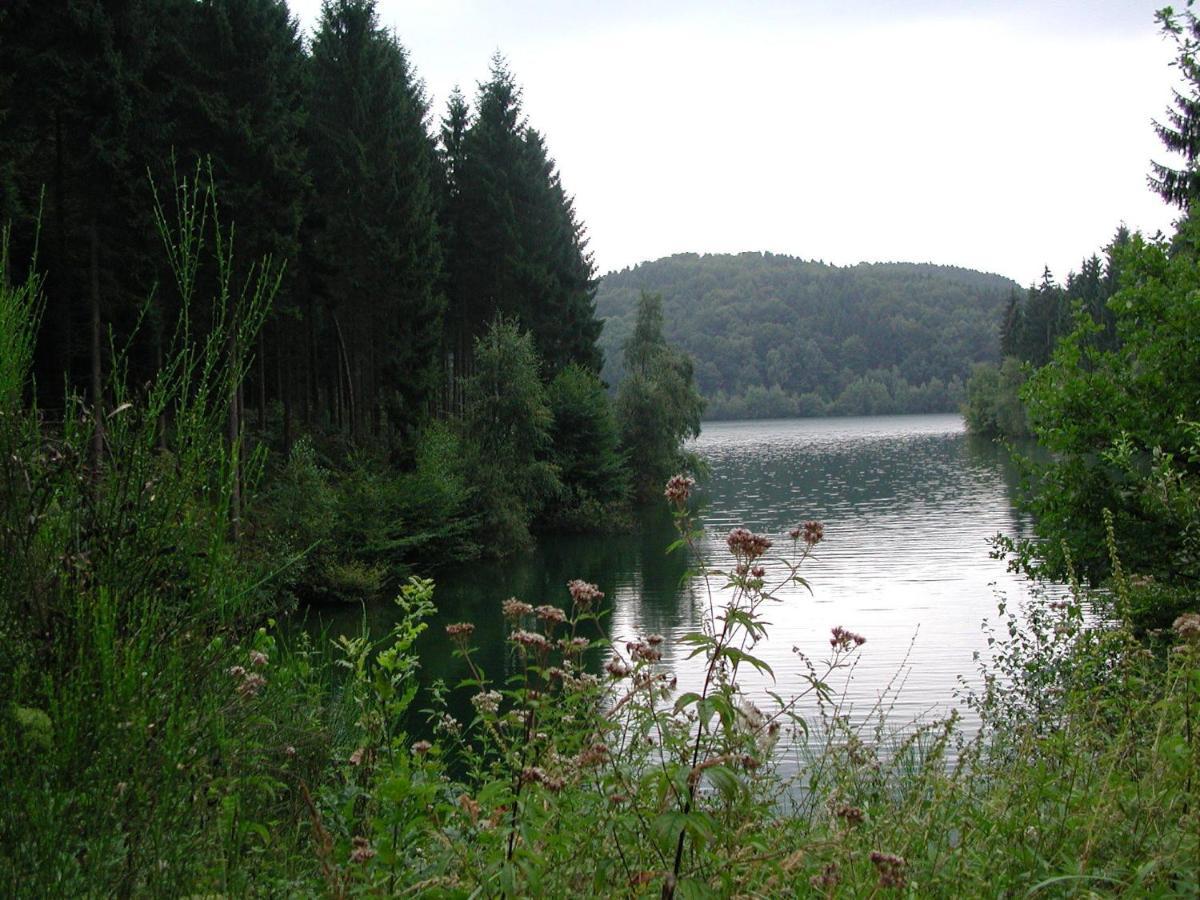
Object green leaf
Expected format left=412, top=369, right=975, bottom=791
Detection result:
left=719, top=646, right=775, bottom=680
left=674, top=691, right=702, bottom=713
left=651, top=810, right=688, bottom=852
left=704, top=764, right=742, bottom=801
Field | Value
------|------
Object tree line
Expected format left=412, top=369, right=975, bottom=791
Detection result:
left=596, top=252, right=1017, bottom=419
left=0, top=0, right=704, bottom=579
left=964, top=0, right=1200, bottom=628
left=0, top=0, right=601, bottom=441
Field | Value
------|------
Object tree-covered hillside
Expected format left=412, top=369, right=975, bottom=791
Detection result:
left=596, top=253, right=1019, bottom=418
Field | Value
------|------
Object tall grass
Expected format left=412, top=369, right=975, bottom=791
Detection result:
left=0, top=175, right=330, bottom=895
left=1, top=184, right=1196, bottom=894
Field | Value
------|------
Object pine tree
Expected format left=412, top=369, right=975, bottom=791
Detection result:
left=1151, top=4, right=1200, bottom=207
left=616, top=292, right=704, bottom=500
left=0, top=0, right=170, bottom=432
left=306, top=0, right=444, bottom=436
left=447, top=55, right=602, bottom=379
left=998, top=289, right=1023, bottom=359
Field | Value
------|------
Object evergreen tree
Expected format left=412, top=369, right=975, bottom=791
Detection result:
left=461, top=317, right=558, bottom=552
left=545, top=363, right=628, bottom=526
left=615, top=292, right=704, bottom=501
left=998, top=289, right=1023, bottom=359
left=1150, top=3, right=1200, bottom=207
left=306, top=0, right=443, bottom=436
left=0, top=0, right=171, bottom=434
left=446, top=56, right=601, bottom=379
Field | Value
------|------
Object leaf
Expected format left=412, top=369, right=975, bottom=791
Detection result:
left=676, top=877, right=720, bottom=900
left=651, top=810, right=688, bottom=852
left=704, top=764, right=741, bottom=801
left=674, top=691, right=702, bottom=713
left=719, top=646, right=775, bottom=680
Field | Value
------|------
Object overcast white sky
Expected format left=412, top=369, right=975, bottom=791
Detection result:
left=289, top=0, right=1183, bottom=285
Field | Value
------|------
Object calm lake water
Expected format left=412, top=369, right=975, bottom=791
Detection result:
left=307, top=413, right=1050, bottom=747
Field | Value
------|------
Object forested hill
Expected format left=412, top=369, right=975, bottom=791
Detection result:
left=596, top=253, right=1020, bottom=419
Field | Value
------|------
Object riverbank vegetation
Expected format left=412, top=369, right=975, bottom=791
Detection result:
left=3, top=0, right=1199, bottom=895
left=965, top=3, right=1200, bottom=632
left=0, top=0, right=706, bottom=575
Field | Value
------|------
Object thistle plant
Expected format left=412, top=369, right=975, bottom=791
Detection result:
left=325, top=473, right=868, bottom=896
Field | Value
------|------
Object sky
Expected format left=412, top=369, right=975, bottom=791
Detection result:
left=288, top=0, right=1184, bottom=285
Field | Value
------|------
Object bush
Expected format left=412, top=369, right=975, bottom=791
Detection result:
left=544, top=363, right=629, bottom=529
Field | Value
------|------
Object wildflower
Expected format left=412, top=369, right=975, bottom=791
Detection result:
left=560, top=636, right=591, bottom=654
left=605, top=658, right=631, bottom=678
left=567, top=580, right=604, bottom=607
left=535, top=604, right=566, bottom=624
left=284, top=745, right=297, bottom=758
left=647, top=633, right=665, bottom=646
left=411, top=740, right=432, bottom=756
left=802, top=521, right=825, bottom=545
left=835, top=804, right=865, bottom=825
left=236, top=673, right=267, bottom=698
left=608, top=793, right=628, bottom=805
left=434, top=713, right=461, bottom=735
left=750, top=565, right=765, bottom=579
left=737, top=699, right=766, bottom=731
left=227, top=665, right=247, bottom=678
left=627, top=640, right=662, bottom=663
left=810, top=862, right=839, bottom=890
left=511, top=629, right=550, bottom=651
left=563, top=671, right=601, bottom=691
left=1173, top=612, right=1200, bottom=642
left=727, top=527, right=772, bottom=560
left=577, top=743, right=610, bottom=767
left=502, top=597, right=533, bottom=619
left=349, top=836, right=376, bottom=864
left=664, top=473, right=695, bottom=506
left=445, top=622, right=475, bottom=641
left=520, top=766, right=547, bottom=785
left=348, top=747, right=365, bottom=766
left=869, top=851, right=907, bottom=889
left=249, top=650, right=269, bottom=668
left=830, top=625, right=866, bottom=650
left=471, top=690, right=502, bottom=715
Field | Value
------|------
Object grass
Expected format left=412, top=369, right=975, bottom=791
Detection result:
left=0, top=191, right=1197, bottom=896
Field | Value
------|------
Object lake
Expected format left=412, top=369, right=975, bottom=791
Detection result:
left=307, top=413, right=1050, bottom=750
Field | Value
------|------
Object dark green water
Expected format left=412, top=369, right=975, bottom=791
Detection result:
left=302, top=413, right=1044, bottom=742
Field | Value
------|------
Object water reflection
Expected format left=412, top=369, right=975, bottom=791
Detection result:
left=303, top=414, right=1048, bottom=744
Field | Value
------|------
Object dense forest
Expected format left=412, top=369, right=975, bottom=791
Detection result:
left=596, top=253, right=1018, bottom=418
left=0, top=0, right=704, bottom=582
left=964, top=230, right=1128, bottom=438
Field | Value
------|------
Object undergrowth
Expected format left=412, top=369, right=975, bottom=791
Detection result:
left=0, top=192, right=1197, bottom=896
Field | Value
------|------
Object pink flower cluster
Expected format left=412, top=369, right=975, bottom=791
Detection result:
left=829, top=625, right=866, bottom=650
left=726, top=527, right=772, bottom=560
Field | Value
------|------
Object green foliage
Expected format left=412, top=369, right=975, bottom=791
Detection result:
left=258, top=425, right=479, bottom=601
left=597, top=254, right=1016, bottom=416
left=963, top=356, right=1029, bottom=438
left=443, top=55, right=601, bottom=378
left=1151, top=1, right=1200, bottom=207
left=461, top=317, right=559, bottom=553
left=0, top=181, right=336, bottom=894
left=615, top=293, right=704, bottom=500
left=306, top=0, right=444, bottom=433
left=544, top=363, right=629, bottom=529
left=1020, top=221, right=1200, bottom=614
